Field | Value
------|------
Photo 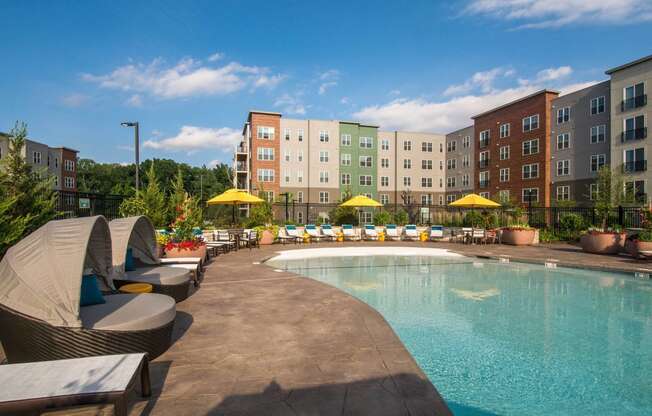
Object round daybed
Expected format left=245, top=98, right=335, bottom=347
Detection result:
left=0, top=216, right=176, bottom=363
left=110, top=216, right=192, bottom=302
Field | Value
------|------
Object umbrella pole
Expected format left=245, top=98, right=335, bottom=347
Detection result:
left=232, top=204, right=236, bottom=225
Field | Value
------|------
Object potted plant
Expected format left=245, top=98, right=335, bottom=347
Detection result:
left=165, top=196, right=206, bottom=259
left=501, top=224, right=537, bottom=245
left=253, top=225, right=279, bottom=245
left=625, top=209, right=652, bottom=258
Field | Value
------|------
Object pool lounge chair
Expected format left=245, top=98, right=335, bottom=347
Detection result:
left=279, top=225, right=303, bottom=244
left=429, top=225, right=444, bottom=241
left=305, top=224, right=325, bottom=242
left=342, top=224, right=360, bottom=241
left=0, top=216, right=176, bottom=363
left=363, top=225, right=379, bottom=240
left=321, top=224, right=337, bottom=241
left=403, top=224, right=419, bottom=241
left=385, top=224, right=401, bottom=241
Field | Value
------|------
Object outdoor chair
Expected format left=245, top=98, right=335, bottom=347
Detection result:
left=342, top=224, right=360, bottom=241
left=429, top=225, right=444, bottom=241
left=484, top=229, right=499, bottom=244
left=403, top=224, right=419, bottom=241
left=241, top=229, right=259, bottom=249
left=321, top=224, right=337, bottom=241
left=110, top=216, right=194, bottom=302
left=0, top=216, right=176, bottom=364
left=385, top=224, right=401, bottom=241
left=460, top=227, right=473, bottom=244
left=363, top=225, right=379, bottom=240
left=472, top=228, right=486, bottom=244
left=279, top=225, right=303, bottom=244
left=305, top=224, right=325, bottom=242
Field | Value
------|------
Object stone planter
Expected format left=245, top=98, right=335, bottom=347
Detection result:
left=580, top=232, right=626, bottom=254
left=501, top=228, right=536, bottom=245
left=625, top=239, right=652, bottom=258
left=165, top=244, right=206, bottom=259
left=258, top=229, right=275, bottom=245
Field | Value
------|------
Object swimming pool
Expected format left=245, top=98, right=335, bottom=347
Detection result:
left=266, top=249, right=652, bottom=415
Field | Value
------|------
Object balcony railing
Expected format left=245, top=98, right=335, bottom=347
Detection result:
left=235, top=162, right=248, bottom=172
left=621, top=95, right=647, bottom=111
left=479, top=180, right=489, bottom=189
left=478, top=159, right=490, bottom=169
left=621, top=128, right=647, bottom=142
left=236, top=143, right=248, bottom=153
left=479, top=139, right=489, bottom=149
left=623, top=160, right=647, bottom=173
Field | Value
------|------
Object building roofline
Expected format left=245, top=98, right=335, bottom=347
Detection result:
left=248, top=110, right=282, bottom=116
left=52, top=146, right=79, bottom=153
left=471, top=89, right=560, bottom=119
left=339, top=120, right=380, bottom=128
left=605, top=54, right=652, bottom=75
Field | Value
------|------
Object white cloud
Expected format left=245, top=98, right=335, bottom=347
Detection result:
left=340, top=97, right=350, bottom=105
left=317, top=69, right=339, bottom=95
left=318, top=82, right=337, bottom=95
left=208, top=159, right=220, bottom=168
left=520, top=66, right=572, bottom=86
left=443, top=67, right=514, bottom=96
left=143, top=126, right=240, bottom=154
left=125, top=94, right=143, bottom=107
left=83, top=57, right=285, bottom=99
left=464, top=0, right=652, bottom=29
left=207, top=52, right=223, bottom=62
left=388, top=89, right=401, bottom=96
left=274, top=93, right=308, bottom=115
left=61, top=93, right=89, bottom=107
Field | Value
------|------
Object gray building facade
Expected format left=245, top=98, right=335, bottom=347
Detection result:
left=445, top=125, right=474, bottom=203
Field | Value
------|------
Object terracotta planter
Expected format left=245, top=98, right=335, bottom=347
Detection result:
left=625, top=239, right=652, bottom=257
left=580, top=233, right=626, bottom=254
left=258, top=229, right=275, bottom=245
left=165, top=244, right=206, bottom=259
left=501, top=228, right=536, bottom=245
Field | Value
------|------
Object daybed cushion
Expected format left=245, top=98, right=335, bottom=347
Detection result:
left=80, top=275, right=106, bottom=307
left=80, top=293, right=176, bottom=331
left=119, top=266, right=190, bottom=286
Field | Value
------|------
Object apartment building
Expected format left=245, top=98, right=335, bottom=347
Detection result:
left=549, top=81, right=611, bottom=205
left=472, top=90, right=559, bottom=206
left=606, top=55, right=651, bottom=204
left=445, top=125, right=474, bottom=203
left=0, top=132, right=78, bottom=191
left=339, top=121, right=378, bottom=201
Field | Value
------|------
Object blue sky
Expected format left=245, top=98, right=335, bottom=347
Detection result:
left=1, top=0, right=651, bottom=167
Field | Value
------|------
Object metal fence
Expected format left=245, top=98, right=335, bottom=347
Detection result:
left=55, top=191, right=125, bottom=221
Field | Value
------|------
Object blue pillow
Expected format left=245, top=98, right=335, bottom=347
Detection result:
left=125, top=248, right=135, bottom=271
left=80, top=274, right=105, bottom=307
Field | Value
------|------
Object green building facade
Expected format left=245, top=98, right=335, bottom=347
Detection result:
left=338, top=121, right=378, bottom=201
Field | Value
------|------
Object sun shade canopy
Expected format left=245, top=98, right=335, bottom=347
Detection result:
left=448, top=193, right=501, bottom=208
left=340, top=195, right=383, bottom=207
left=206, top=189, right=264, bottom=205
left=109, top=216, right=159, bottom=280
left=0, top=216, right=113, bottom=327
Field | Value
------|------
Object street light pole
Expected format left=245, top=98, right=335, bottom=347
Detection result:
left=121, top=122, right=140, bottom=193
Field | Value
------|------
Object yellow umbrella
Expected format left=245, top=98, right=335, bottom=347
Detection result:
left=448, top=193, right=500, bottom=208
left=340, top=195, right=383, bottom=207
left=207, top=188, right=264, bottom=223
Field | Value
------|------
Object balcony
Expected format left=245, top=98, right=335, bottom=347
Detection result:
left=235, top=162, right=248, bottom=172
left=622, top=160, right=647, bottom=173
left=236, top=143, right=249, bottom=153
left=621, top=95, right=647, bottom=111
left=478, top=159, right=490, bottom=169
left=479, top=139, right=489, bottom=149
left=479, top=180, right=489, bottom=189
left=621, top=128, right=647, bottom=142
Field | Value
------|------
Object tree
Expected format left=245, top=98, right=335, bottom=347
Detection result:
left=593, top=166, right=629, bottom=230
left=119, top=162, right=167, bottom=227
left=168, top=168, right=187, bottom=223
left=0, top=122, right=57, bottom=257
left=329, top=187, right=358, bottom=225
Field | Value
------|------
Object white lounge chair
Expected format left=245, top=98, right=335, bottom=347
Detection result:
left=363, top=225, right=379, bottom=240
left=279, top=225, right=303, bottom=244
left=342, top=224, right=360, bottom=241
left=305, top=224, right=324, bottom=242
left=403, top=224, right=419, bottom=241
left=385, top=224, right=401, bottom=241
left=429, top=225, right=444, bottom=241
left=321, top=224, right=337, bottom=241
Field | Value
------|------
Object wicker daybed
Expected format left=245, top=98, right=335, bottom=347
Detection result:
left=110, top=216, right=192, bottom=302
left=0, top=216, right=176, bottom=363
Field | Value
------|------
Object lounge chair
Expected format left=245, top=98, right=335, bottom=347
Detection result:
left=363, top=225, right=379, bottom=240
left=305, top=224, right=324, bottom=242
left=279, top=225, right=303, bottom=244
left=429, top=225, right=444, bottom=241
left=472, top=228, right=486, bottom=244
left=403, top=224, right=419, bottom=241
left=385, top=224, right=401, bottom=241
left=458, top=227, right=473, bottom=243
left=110, top=216, right=193, bottom=302
left=241, top=229, right=258, bottom=249
left=0, top=216, right=176, bottom=363
left=321, top=224, right=337, bottom=241
left=342, top=224, right=360, bottom=241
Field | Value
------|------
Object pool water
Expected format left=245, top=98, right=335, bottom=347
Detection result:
left=266, top=255, right=652, bottom=415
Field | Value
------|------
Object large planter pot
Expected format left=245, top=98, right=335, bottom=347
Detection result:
left=580, top=232, right=626, bottom=254
left=165, top=244, right=206, bottom=259
left=501, top=228, right=536, bottom=245
left=625, top=239, right=652, bottom=258
left=258, top=230, right=275, bottom=245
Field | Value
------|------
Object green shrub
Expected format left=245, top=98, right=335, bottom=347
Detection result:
left=329, top=205, right=358, bottom=225
left=393, top=209, right=409, bottom=225
left=462, top=211, right=484, bottom=227
left=373, top=210, right=392, bottom=225
left=559, top=213, right=585, bottom=233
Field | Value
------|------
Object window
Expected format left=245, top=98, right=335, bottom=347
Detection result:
left=381, top=139, right=390, bottom=150
left=32, top=151, right=42, bottom=164
left=297, top=191, right=303, bottom=203
left=498, top=190, right=510, bottom=203
left=557, top=186, right=570, bottom=201
left=341, top=134, right=351, bottom=146
left=55, top=158, right=58, bottom=168
left=623, top=115, right=646, bottom=141
left=447, top=195, right=455, bottom=203
left=462, top=155, right=470, bottom=167
left=462, top=174, right=469, bottom=187
left=381, top=158, right=389, bottom=168
left=53, top=175, right=58, bottom=187
left=421, top=160, right=432, bottom=170
left=360, top=137, right=373, bottom=148
left=257, top=126, right=275, bottom=139
left=522, top=114, right=539, bottom=132
left=623, top=82, right=646, bottom=110
left=447, top=159, right=457, bottom=170
left=463, top=136, right=471, bottom=148
left=499, top=123, right=510, bottom=138
left=297, top=151, right=303, bottom=162
left=359, top=211, right=372, bottom=224
left=440, top=160, right=443, bottom=170
left=522, top=163, right=539, bottom=179
left=499, top=168, right=509, bottom=182
left=591, top=96, right=605, bottom=115
left=403, top=176, right=411, bottom=187
left=590, top=183, right=599, bottom=200
left=341, top=153, right=351, bottom=166
left=447, top=141, right=457, bottom=152
left=421, top=142, right=433, bottom=152
left=403, top=140, right=412, bottom=151
left=64, top=159, right=75, bottom=171
left=319, top=171, right=329, bottom=183
left=297, top=129, right=304, bottom=141
left=440, top=143, right=443, bottom=153
left=590, top=154, right=606, bottom=172
left=557, top=107, right=570, bottom=124
left=297, top=171, right=303, bottom=183
left=380, top=176, right=389, bottom=187
left=284, top=128, right=291, bottom=140
left=557, top=133, right=570, bottom=150
left=296, top=211, right=303, bottom=223
left=591, top=125, right=606, bottom=143
left=479, top=130, right=490, bottom=147
left=625, top=180, right=646, bottom=202
left=284, top=151, right=291, bottom=162
left=257, top=169, right=274, bottom=182
left=479, top=192, right=490, bottom=199
left=624, top=147, right=646, bottom=173
left=64, top=176, right=75, bottom=189
left=522, top=188, right=539, bottom=203
left=319, top=131, right=329, bottom=142
left=439, top=178, right=443, bottom=188
left=359, top=175, right=372, bottom=186
left=319, top=151, right=329, bottom=163
left=523, top=139, right=539, bottom=155
left=479, top=151, right=489, bottom=168
left=341, top=173, right=351, bottom=185
left=359, top=156, right=373, bottom=168
left=257, top=148, right=274, bottom=160
left=283, top=170, right=290, bottom=184
left=447, top=177, right=456, bottom=188
left=421, top=194, right=433, bottom=205
left=380, top=194, right=389, bottom=204
left=421, top=177, right=432, bottom=188
left=499, top=146, right=510, bottom=160
left=479, top=171, right=489, bottom=186
left=319, top=192, right=329, bottom=204
left=557, top=160, right=570, bottom=176
left=403, top=159, right=412, bottom=169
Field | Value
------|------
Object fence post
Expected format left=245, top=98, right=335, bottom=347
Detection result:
left=618, top=205, right=624, bottom=227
